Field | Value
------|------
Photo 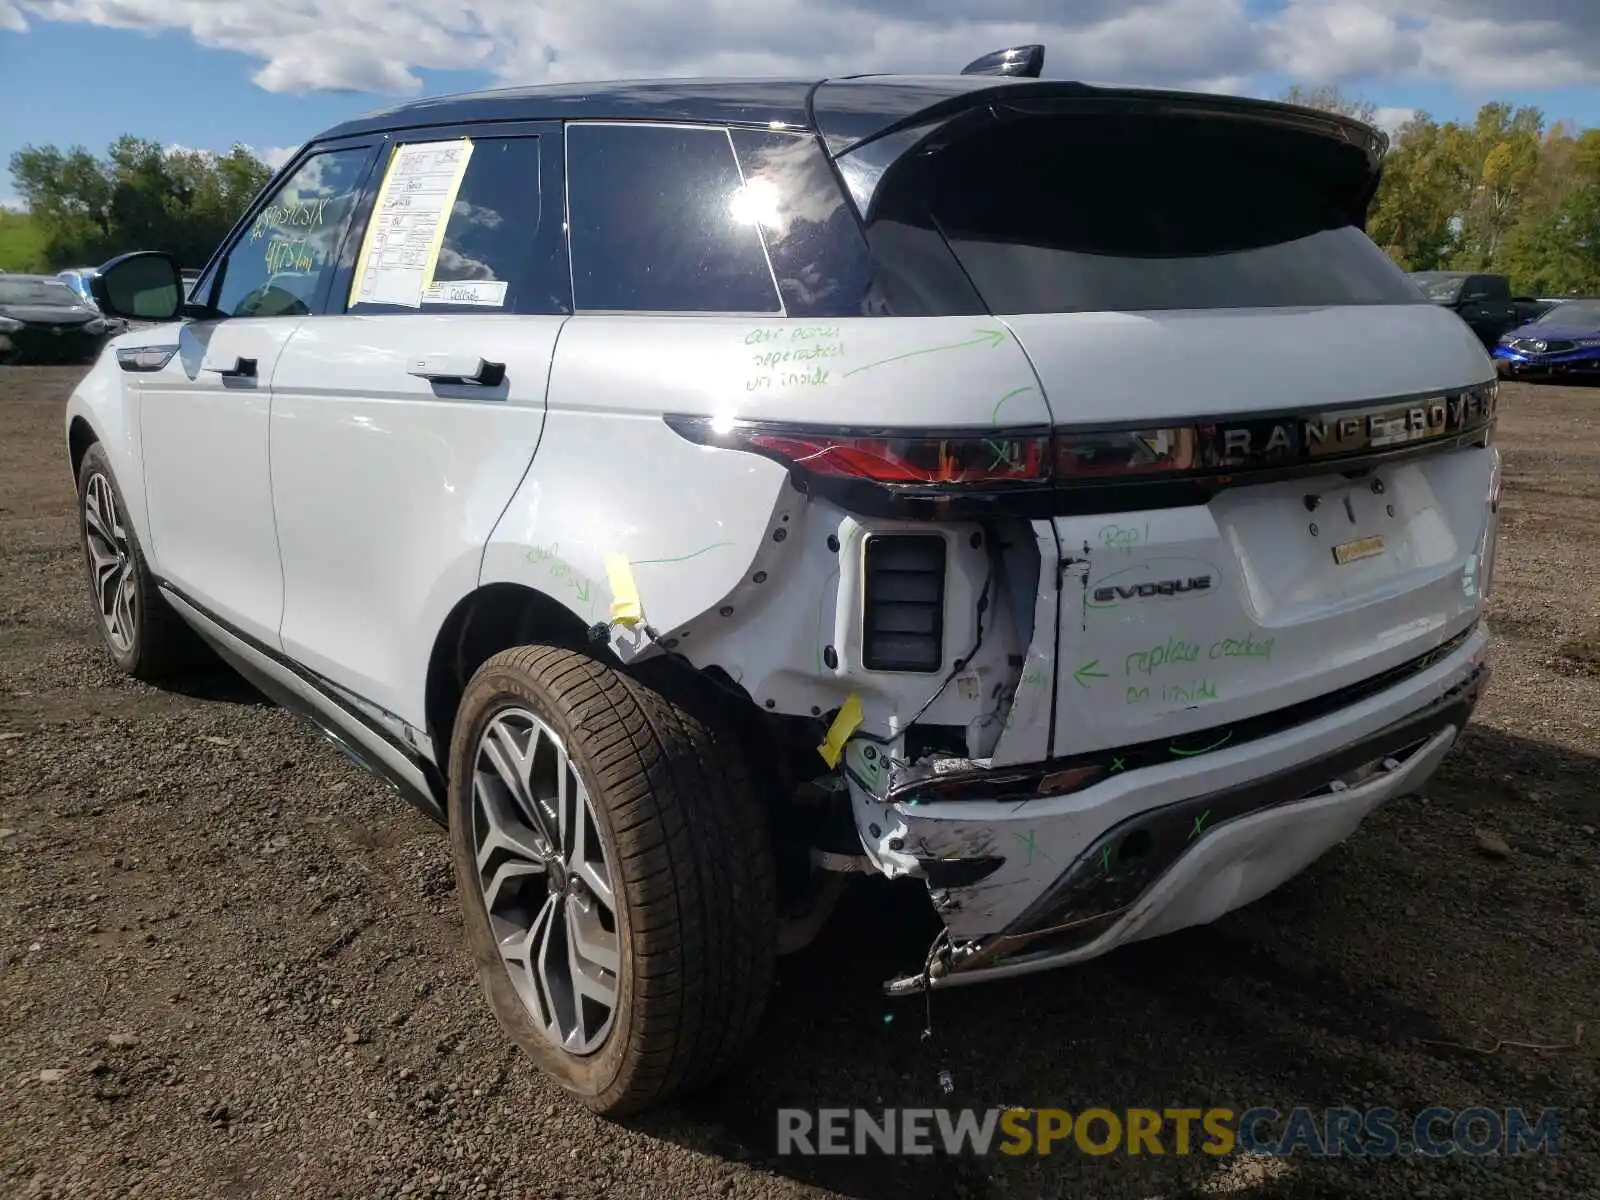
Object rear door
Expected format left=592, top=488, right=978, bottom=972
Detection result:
left=885, top=94, right=1500, bottom=758
left=268, top=122, right=570, bottom=732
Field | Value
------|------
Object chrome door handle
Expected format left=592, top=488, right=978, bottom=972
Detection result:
left=407, top=355, right=505, bottom=387
left=202, top=356, right=256, bottom=379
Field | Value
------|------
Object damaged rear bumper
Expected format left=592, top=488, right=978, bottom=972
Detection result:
left=857, top=623, right=1489, bottom=992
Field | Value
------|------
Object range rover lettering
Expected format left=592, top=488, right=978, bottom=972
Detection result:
left=68, top=45, right=1498, bottom=1116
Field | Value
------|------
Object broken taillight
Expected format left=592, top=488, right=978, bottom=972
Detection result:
left=726, top=429, right=1049, bottom=485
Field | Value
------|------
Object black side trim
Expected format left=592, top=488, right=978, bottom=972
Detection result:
left=157, top=580, right=448, bottom=824
left=890, top=621, right=1481, bottom=805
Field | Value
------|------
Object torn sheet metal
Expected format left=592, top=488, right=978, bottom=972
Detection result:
left=987, top=520, right=1062, bottom=766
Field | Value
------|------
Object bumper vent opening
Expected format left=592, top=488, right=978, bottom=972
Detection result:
left=862, top=534, right=947, bottom=673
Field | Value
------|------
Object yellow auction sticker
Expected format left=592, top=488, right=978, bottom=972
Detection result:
left=1332, top=534, right=1386, bottom=565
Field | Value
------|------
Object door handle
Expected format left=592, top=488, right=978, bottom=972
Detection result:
left=407, top=355, right=506, bottom=387
left=203, top=356, right=257, bottom=379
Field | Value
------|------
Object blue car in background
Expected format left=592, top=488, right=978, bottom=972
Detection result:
left=1492, top=298, right=1600, bottom=382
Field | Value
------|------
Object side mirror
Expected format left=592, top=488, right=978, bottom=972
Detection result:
left=90, top=251, right=184, bottom=322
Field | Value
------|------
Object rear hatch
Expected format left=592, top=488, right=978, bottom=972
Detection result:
left=836, top=84, right=1499, bottom=759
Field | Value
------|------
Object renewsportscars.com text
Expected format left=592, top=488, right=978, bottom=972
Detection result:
left=776, top=1106, right=1562, bottom=1158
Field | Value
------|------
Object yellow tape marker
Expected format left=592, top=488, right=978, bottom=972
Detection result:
left=817, top=692, right=863, bottom=768
left=605, top=553, right=643, bottom=626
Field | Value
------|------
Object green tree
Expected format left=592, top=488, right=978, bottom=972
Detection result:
left=1280, top=84, right=1379, bottom=127
left=7, top=137, right=272, bottom=270
left=0, top=209, right=50, bottom=272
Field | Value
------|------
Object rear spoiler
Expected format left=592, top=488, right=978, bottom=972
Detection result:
left=816, top=79, right=1388, bottom=226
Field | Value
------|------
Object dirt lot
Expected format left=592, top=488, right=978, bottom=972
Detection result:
left=1, top=366, right=1596, bottom=1200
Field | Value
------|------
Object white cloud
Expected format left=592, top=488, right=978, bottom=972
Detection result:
left=1373, top=105, right=1417, bottom=136
left=6, top=0, right=1600, bottom=101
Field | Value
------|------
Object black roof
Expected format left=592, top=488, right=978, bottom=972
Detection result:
left=316, top=79, right=824, bottom=142
left=312, top=74, right=1087, bottom=149
left=311, top=73, right=1384, bottom=161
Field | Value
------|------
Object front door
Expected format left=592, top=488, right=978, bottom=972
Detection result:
left=137, top=142, right=378, bottom=645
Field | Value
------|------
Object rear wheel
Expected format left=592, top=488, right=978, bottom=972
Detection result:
left=447, top=645, right=777, bottom=1116
left=76, top=442, right=204, bottom=682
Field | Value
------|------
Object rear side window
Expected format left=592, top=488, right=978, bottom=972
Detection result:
left=566, top=123, right=783, bottom=314
left=347, top=135, right=561, bottom=315
left=912, top=113, right=1419, bottom=315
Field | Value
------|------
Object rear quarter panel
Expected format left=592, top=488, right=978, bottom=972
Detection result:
left=478, top=313, right=1049, bottom=710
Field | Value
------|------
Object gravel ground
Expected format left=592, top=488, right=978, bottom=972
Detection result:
left=1, top=366, right=1596, bottom=1200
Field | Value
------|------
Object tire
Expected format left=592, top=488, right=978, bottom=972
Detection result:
left=76, top=442, right=205, bottom=682
left=447, top=645, right=777, bottom=1116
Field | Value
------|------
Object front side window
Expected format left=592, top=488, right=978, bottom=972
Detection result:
left=212, top=147, right=371, bottom=319
left=566, top=123, right=783, bottom=314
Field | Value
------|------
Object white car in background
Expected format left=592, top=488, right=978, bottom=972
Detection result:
left=68, top=46, right=1499, bottom=1117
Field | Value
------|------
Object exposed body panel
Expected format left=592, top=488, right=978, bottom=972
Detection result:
left=481, top=315, right=1052, bottom=704
left=878, top=625, right=1488, bottom=946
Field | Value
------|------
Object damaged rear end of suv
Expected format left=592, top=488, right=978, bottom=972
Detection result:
left=631, top=76, right=1497, bottom=997
left=71, top=53, right=1499, bottom=1117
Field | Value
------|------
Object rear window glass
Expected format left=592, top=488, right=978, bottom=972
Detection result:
left=566, top=123, right=783, bottom=314
left=920, top=114, right=1419, bottom=315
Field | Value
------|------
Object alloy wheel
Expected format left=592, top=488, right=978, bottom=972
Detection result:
left=470, top=707, right=621, bottom=1055
left=83, top=473, right=136, bottom=655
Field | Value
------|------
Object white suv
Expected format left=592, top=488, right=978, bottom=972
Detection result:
left=69, top=50, right=1499, bottom=1116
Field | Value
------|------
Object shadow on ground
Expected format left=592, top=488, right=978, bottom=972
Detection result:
left=627, top=723, right=1598, bottom=1199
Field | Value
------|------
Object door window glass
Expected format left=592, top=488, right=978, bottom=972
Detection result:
left=213, top=148, right=371, bottom=318
left=347, top=136, right=554, bottom=314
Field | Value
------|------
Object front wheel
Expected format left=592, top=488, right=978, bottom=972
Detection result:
left=76, top=442, right=205, bottom=682
left=447, top=645, right=777, bottom=1116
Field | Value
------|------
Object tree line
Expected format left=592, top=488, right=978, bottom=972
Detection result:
left=2, top=136, right=274, bottom=273
left=4, top=92, right=1599, bottom=294
left=1284, top=86, right=1600, bottom=295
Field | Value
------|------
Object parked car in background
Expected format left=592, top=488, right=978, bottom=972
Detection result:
left=1492, top=297, right=1600, bottom=381
left=1408, top=271, right=1552, bottom=349
left=0, top=274, right=115, bottom=364
left=180, top=268, right=201, bottom=300
left=72, top=52, right=1498, bottom=1116
left=57, top=268, right=130, bottom=337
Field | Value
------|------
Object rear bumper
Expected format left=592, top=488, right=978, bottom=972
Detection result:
left=873, top=623, right=1489, bottom=990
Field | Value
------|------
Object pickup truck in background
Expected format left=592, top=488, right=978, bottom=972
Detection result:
left=1408, top=271, right=1557, bottom=349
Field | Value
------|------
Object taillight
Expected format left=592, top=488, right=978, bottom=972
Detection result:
left=664, top=382, right=1499, bottom=509
left=724, top=429, right=1049, bottom=485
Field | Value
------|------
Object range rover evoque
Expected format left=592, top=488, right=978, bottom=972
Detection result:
left=70, top=45, right=1499, bottom=1116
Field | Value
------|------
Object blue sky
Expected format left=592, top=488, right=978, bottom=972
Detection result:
left=3, top=0, right=1599, bottom=210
